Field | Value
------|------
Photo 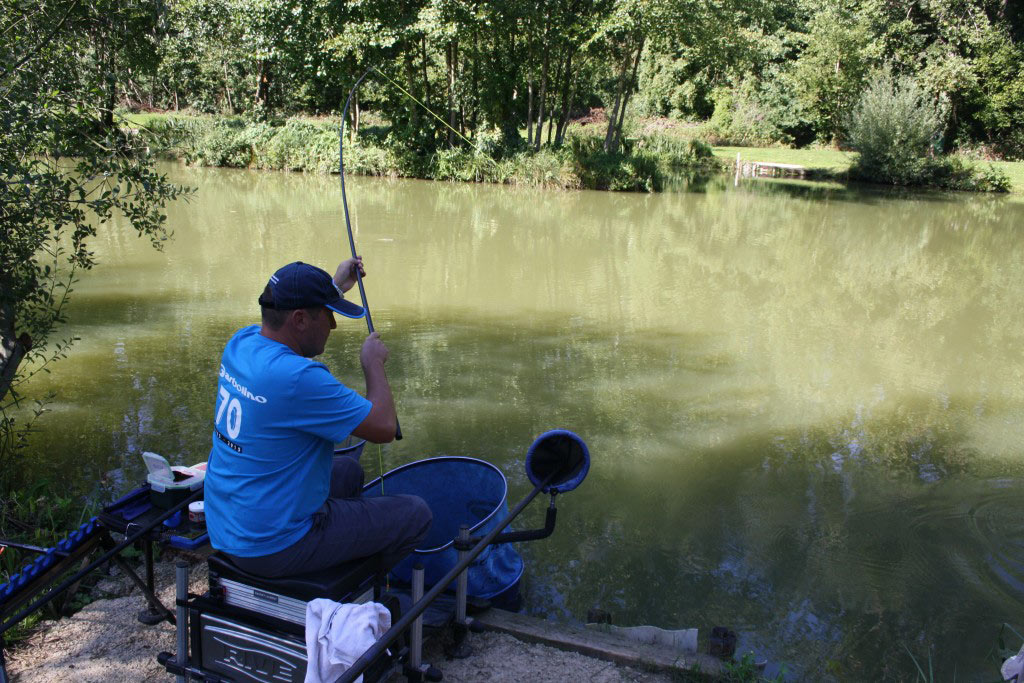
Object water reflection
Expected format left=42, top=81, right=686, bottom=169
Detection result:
left=17, top=163, right=1024, bottom=680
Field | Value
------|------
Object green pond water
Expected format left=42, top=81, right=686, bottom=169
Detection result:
left=18, top=163, right=1024, bottom=680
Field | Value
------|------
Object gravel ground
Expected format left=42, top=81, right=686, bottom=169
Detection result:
left=4, top=556, right=673, bottom=682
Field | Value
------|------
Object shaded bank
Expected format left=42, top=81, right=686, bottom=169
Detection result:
left=137, top=115, right=722, bottom=192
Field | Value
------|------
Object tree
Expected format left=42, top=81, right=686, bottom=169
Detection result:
left=0, top=0, right=188, bottom=484
left=592, top=0, right=760, bottom=153
left=156, top=0, right=251, bottom=113
left=791, top=2, right=875, bottom=144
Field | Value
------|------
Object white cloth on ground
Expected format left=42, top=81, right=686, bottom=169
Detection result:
left=304, top=598, right=391, bottom=683
left=1003, top=642, right=1024, bottom=682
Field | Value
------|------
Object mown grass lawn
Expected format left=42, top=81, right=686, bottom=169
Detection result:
left=713, top=144, right=1024, bottom=194
left=712, top=145, right=855, bottom=174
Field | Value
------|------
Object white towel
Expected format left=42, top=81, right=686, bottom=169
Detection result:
left=304, top=598, right=391, bottom=683
left=1003, top=642, right=1024, bottom=682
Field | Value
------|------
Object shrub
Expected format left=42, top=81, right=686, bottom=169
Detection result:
left=255, top=120, right=335, bottom=172
left=137, top=115, right=721, bottom=192
left=432, top=148, right=481, bottom=182
left=343, top=142, right=397, bottom=177
left=707, top=77, right=811, bottom=146
left=845, top=71, right=946, bottom=185
left=182, top=118, right=257, bottom=168
left=847, top=71, right=1009, bottom=191
left=925, top=156, right=1010, bottom=192
left=504, top=149, right=580, bottom=189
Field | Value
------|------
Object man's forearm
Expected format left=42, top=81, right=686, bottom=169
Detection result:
left=362, top=360, right=397, bottom=434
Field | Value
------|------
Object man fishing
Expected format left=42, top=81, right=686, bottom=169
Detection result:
left=204, top=258, right=431, bottom=578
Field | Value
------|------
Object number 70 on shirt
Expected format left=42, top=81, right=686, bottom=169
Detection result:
left=216, top=386, right=243, bottom=440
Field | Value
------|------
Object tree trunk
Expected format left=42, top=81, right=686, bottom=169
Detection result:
left=351, top=90, right=360, bottom=141
left=420, top=35, right=432, bottom=113
left=102, top=40, right=116, bottom=129
left=613, top=39, right=644, bottom=151
left=546, top=99, right=556, bottom=144
left=0, top=303, right=29, bottom=404
left=555, top=49, right=575, bottom=146
left=603, top=49, right=632, bottom=153
left=471, top=28, right=479, bottom=133
left=499, top=24, right=521, bottom=145
left=223, top=62, right=234, bottom=113
left=404, top=51, right=420, bottom=130
left=604, top=39, right=642, bottom=154
left=535, top=20, right=550, bottom=151
left=527, top=79, right=534, bottom=146
left=447, top=40, right=459, bottom=146
left=547, top=46, right=568, bottom=146
left=256, top=59, right=271, bottom=111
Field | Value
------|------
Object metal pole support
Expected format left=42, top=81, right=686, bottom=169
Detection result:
left=409, top=564, right=424, bottom=671
left=174, top=561, right=189, bottom=683
left=137, top=536, right=164, bottom=624
left=455, top=525, right=469, bottom=626
left=445, top=525, right=473, bottom=660
left=403, top=564, right=441, bottom=681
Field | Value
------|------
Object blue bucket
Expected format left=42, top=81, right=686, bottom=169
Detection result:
left=334, top=437, right=366, bottom=459
left=363, top=456, right=523, bottom=604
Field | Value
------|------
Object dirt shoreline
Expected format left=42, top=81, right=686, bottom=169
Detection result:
left=4, top=555, right=675, bottom=682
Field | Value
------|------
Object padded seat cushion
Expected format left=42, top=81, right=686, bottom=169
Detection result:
left=208, top=551, right=381, bottom=603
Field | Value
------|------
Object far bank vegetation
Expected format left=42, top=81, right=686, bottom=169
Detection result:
left=120, top=0, right=1021, bottom=192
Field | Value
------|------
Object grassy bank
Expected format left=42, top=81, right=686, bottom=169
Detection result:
left=712, top=146, right=854, bottom=175
left=130, top=113, right=721, bottom=193
left=713, top=145, right=1024, bottom=193
left=127, top=111, right=1024, bottom=193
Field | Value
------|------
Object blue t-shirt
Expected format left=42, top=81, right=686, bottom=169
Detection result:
left=204, top=325, right=372, bottom=557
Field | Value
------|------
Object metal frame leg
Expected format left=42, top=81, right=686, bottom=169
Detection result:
left=174, top=562, right=188, bottom=683
left=97, top=535, right=172, bottom=624
left=403, top=565, right=441, bottom=682
left=409, top=565, right=423, bottom=671
left=137, top=540, right=164, bottom=624
left=455, top=526, right=468, bottom=626
left=446, top=526, right=473, bottom=660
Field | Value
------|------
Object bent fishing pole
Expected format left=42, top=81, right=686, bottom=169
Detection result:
left=338, top=66, right=482, bottom=442
left=338, top=66, right=403, bottom=440
left=335, top=66, right=479, bottom=446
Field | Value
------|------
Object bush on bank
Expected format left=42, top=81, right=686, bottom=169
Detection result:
left=846, top=72, right=1010, bottom=192
left=139, top=115, right=722, bottom=192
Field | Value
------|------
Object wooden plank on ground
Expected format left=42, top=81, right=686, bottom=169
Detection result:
left=473, top=608, right=724, bottom=679
left=753, top=162, right=805, bottom=170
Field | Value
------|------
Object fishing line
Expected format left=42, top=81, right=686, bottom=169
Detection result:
left=377, top=443, right=385, bottom=495
left=369, top=66, right=475, bottom=147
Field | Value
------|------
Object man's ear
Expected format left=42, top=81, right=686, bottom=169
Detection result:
left=289, top=308, right=308, bottom=330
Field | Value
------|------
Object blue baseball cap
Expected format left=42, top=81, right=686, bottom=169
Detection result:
left=258, top=261, right=365, bottom=319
